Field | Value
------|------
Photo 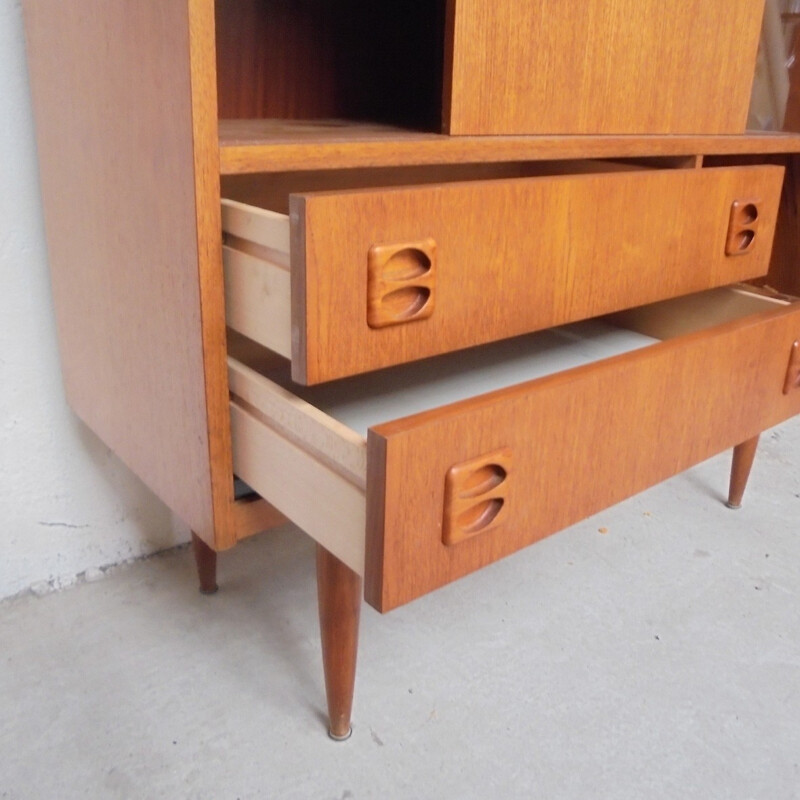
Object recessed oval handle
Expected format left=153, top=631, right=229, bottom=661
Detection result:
left=737, top=203, right=758, bottom=225
left=380, top=286, right=431, bottom=321
left=381, top=247, right=432, bottom=281
left=367, top=239, right=437, bottom=329
left=726, top=199, right=760, bottom=256
left=459, top=464, right=507, bottom=499
left=734, top=229, right=755, bottom=251
left=457, top=498, right=505, bottom=534
left=443, top=447, right=512, bottom=546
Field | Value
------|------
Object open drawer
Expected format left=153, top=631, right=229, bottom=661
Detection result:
left=228, top=285, right=800, bottom=612
left=222, top=164, right=784, bottom=385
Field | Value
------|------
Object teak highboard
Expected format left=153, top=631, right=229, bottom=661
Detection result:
left=22, top=0, right=800, bottom=738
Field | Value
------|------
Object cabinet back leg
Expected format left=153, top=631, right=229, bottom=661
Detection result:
left=726, top=434, right=760, bottom=509
left=192, top=532, right=219, bottom=594
left=317, top=544, right=362, bottom=741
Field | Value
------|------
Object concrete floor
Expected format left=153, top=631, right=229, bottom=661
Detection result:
left=3, top=421, right=800, bottom=800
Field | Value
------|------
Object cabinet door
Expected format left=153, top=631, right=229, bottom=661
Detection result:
left=443, top=0, right=765, bottom=135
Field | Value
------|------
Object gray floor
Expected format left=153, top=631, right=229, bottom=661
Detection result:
left=3, top=422, right=800, bottom=800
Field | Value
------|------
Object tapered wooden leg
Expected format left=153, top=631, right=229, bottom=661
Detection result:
left=191, top=532, right=218, bottom=594
left=317, top=545, right=361, bottom=741
left=726, top=434, right=760, bottom=509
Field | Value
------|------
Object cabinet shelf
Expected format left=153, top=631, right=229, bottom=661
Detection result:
left=219, top=119, right=800, bottom=174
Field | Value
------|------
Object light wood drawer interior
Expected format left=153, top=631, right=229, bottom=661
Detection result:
left=229, top=285, right=800, bottom=611
left=222, top=163, right=785, bottom=385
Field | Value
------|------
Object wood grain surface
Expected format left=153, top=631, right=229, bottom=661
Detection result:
left=727, top=435, right=761, bottom=509
left=228, top=402, right=366, bottom=575
left=218, top=119, right=800, bottom=174
left=232, top=497, right=288, bottom=542
left=215, top=0, right=444, bottom=130
left=365, top=300, right=800, bottom=611
left=293, top=166, right=784, bottom=383
left=444, top=0, right=764, bottom=134
left=188, top=0, right=242, bottom=549
left=221, top=159, right=649, bottom=213
left=765, top=155, right=800, bottom=295
left=223, top=245, right=293, bottom=359
left=700, top=154, right=800, bottom=296
left=317, top=545, right=362, bottom=740
left=22, top=0, right=231, bottom=543
left=191, top=531, right=219, bottom=594
left=228, top=358, right=367, bottom=489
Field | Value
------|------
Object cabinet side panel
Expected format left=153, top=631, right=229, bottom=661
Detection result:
left=22, top=0, right=219, bottom=538
left=447, top=0, right=764, bottom=135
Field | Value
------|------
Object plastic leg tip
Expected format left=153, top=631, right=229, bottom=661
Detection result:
left=328, top=726, right=353, bottom=742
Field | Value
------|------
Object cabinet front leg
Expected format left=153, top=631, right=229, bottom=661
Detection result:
left=726, top=434, right=760, bottom=509
left=316, top=545, right=361, bottom=741
left=191, top=532, right=219, bottom=594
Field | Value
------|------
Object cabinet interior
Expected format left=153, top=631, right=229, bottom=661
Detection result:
left=215, top=0, right=448, bottom=131
left=219, top=159, right=661, bottom=215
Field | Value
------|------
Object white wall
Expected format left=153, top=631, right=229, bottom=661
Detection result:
left=0, top=0, right=188, bottom=600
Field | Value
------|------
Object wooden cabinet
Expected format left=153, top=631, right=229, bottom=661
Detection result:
left=214, top=0, right=766, bottom=135
left=21, top=0, right=800, bottom=739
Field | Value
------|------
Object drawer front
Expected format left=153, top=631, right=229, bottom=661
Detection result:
left=444, top=0, right=763, bottom=135
left=293, top=165, right=783, bottom=384
left=365, top=301, right=800, bottom=612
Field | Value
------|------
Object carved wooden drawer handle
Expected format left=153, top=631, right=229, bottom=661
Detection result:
left=784, top=340, right=800, bottom=394
left=367, top=239, right=436, bottom=328
left=725, top=199, right=761, bottom=256
left=442, top=448, right=512, bottom=546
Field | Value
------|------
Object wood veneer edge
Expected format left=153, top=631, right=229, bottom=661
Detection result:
left=364, top=432, right=389, bottom=612
left=188, top=0, right=237, bottom=549
left=21, top=0, right=224, bottom=541
left=290, top=195, right=311, bottom=384
left=219, top=130, right=800, bottom=174
left=440, top=0, right=458, bottom=134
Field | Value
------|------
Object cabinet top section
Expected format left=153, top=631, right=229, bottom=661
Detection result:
left=214, top=0, right=765, bottom=137
left=219, top=120, right=800, bottom=174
